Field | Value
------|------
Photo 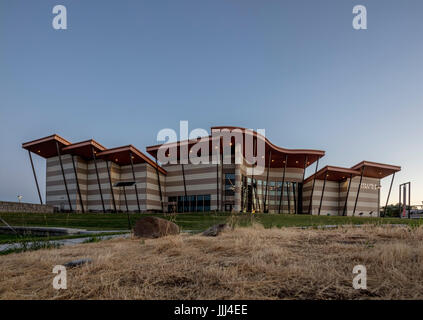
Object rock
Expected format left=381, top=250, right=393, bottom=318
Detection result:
left=64, top=258, right=92, bottom=268
left=202, top=223, right=228, bottom=237
left=133, top=216, right=179, bottom=238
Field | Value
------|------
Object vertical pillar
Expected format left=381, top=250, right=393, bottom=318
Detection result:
left=129, top=151, right=141, bottom=213
left=92, top=146, right=105, bottom=212
left=123, top=186, right=129, bottom=212
left=220, top=152, right=224, bottom=211
left=215, top=161, right=219, bottom=212
left=263, top=150, right=272, bottom=212
left=342, top=174, right=353, bottom=216
left=28, top=150, right=43, bottom=205
left=155, top=158, right=164, bottom=212
left=56, top=141, right=72, bottom=212
left=105, top=160, right=117, bottom=213
left=298, top=155, right=308, bottom=214
left=293, top=182, right=297, bottom=215
left=182, top=164, right=188, bottom=212
left=353, top=166, right=365, bottom=216
left=71, top=154, right=85, bottom=213
left=307, top=157, right=320, bottom=215
left=287, top=182, right=291, bottom=214
left=278, top=155, right=288, bottom=213
left=318, top=172, right=328, bottom=216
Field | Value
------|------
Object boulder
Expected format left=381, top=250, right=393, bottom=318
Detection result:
left=133, top=216, right=180, bottom=238
left=202, top=223, right=229, bottom=237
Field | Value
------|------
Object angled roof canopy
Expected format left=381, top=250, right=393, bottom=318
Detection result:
left=304, top=166, right=361, bottom=184
left=146, top=126, right=325, bottom=169
left=96, top=145, right=167, bottom=175
left=22, top=134, right=71, bottom=158
left=22, top=135, right=167, bottom=174
left=62, top=139, right=106, bottom=159
left=305, top=161, right=401, bottom=182
left=351, top=161, right=401, bottom=179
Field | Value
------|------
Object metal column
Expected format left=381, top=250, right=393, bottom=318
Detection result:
left=318, top=172, right=327, bottom=216
left=287, top=182, right=291, bottom=214
left=353, top=166, right=365, bottom=216
left=28, top=150, right=43, bottom=205
left=71, top=154, right=85, bottom=213
left=278, top=155, right=288, bottom=214
left=382, top=172, right=395, bottom=217
left=123, top=186, right=129, bottom=212
left=92, top=146, right=106, bottom=213
left=342, top=174, right=353, bottom=216
left=129, top=151, right=141, bottom=213
left=56, top=141, right=72, bottom=212
left=293, top=182, right=297, bottom=214
left=154, top=158, right=164, bottom=212
left=105, top=160, right=117, bottom=213
left=181, top=164, right=188, bottom=212
left=307, top=157, right=320, bottom=215
left=263, top=150, right=272, bottom=213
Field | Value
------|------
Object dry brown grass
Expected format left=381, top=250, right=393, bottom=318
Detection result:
left=1, top=224, right=423, bottom=300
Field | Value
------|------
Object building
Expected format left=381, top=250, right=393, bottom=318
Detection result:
left=22, top=126, right=400, bottom=216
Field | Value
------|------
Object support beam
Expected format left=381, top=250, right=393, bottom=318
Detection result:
left=105, top=160, right=116, bottom=213
left=342, top=174, right=353, bottom=216
left=92, top=146, right=106, bottom=213
left=278, top=155, right=288, bottom=214
left=287, top=182, right=291, bottom=214
left=56, top=141, right=72, bottom=212
left=353, top=166, right=365, bottom=216
left=123, top=186, right=129, bottom=212
left=318, top=172, right=328, bottom=216
left=382, top=172, right=395, bottom=217
left=307, top=157, right=320, bottom=215
left=215, top=161, right=219, bottom=212
left=263, top=150, right=272, bottom=213
left=155, top=158, right=164, bottom=212
left=299, top=155, right=308, bottom=214
left=28, top=150, right=43, bottom=205
left=220, top=152, right=224, bottom=211
left=182, top=164, right=188, bottom=212
left=293, top=182, right=297, bottom=215
left=71, top=155, right=85, bottom=213
left=129, top=151, right=141, bottom=213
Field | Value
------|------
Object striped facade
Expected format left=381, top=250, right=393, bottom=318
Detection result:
left=46, top=155, right=165, bottom=212
left=303, top=176, right=380, bottom=216
left=23, top=127, right=399, bottom=216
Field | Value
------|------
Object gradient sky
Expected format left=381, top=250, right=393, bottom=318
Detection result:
left=0, top=0, right=422, bottom=206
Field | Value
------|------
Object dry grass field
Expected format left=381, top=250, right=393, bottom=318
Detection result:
left=0, top=224, right=422, bottom=300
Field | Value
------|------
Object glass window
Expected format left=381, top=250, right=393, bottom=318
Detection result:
left=177, top=196, right=184, bottom=212
left=197, top=195, right=204, bottom=212
left=204, top=194, right=211, bottom=211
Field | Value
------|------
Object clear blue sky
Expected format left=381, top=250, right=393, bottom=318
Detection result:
left=0, top=0, right=422, bottom=205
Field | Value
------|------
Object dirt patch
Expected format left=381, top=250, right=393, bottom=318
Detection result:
left=0, top=224, right=422, bottom=300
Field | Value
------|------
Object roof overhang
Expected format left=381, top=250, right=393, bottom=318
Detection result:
left=305, top=166, right=361, bottom=184
left=351, top=161, right=401, bottom=179
left=62, top=140, right=106, bottom=159
left=146, top=126, right=325, bottom=169
left=96, top=145, right=167, bottom=175
left=22, top=134, right=71, bottom=158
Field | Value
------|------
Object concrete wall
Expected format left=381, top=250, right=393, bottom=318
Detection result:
left=0, top=201, right=54, bottom=213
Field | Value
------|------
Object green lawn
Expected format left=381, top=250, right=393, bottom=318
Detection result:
left=1, top=211, right=422, bottom=234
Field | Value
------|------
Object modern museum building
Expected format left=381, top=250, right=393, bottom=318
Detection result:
left=22, top=126, right=401, bottom=217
